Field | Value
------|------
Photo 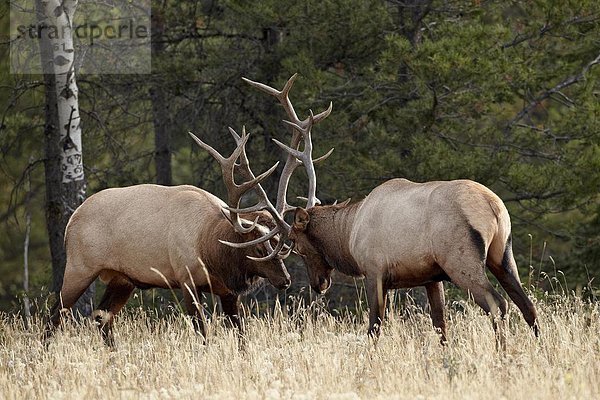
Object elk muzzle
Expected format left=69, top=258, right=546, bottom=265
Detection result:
left=265, top=261, right=291, bottom=290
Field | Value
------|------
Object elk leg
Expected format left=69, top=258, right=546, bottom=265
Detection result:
left=93, top=274, right=135, bottom=347
left=42, top=267, right=98, bottom=344
left=425, top=281, right=447, bottom=344
left=442, top=259, right=508, bottom=344
left=42, top=302, right=65, bottom=344
left=488, top=259, right=539, bottom=337
left=221, top=294, right=246, bottom=349
left=182, top=286, right=206, bottom=340
left=366, top=276, right=387, bottom=338
left=220, top=294, right=243, bottom=333
left=220, top=294, right=242, bottom=332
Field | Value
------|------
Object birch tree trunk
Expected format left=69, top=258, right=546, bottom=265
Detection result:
left=36, top=0, right=94, bottom=316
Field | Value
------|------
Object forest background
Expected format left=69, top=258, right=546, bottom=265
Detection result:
left=0, top=0, right=599, bottom=313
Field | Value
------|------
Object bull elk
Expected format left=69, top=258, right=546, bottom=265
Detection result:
left=43, top=126, right=293, bottom=346
left=242, top=74, right=539, bottom=342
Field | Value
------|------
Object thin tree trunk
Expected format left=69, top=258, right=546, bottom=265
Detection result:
left=150, top=5, right=172, bottom=185
left=23, top=165, right=32, bottom=328
left=37, top=0, right=94, bottom=316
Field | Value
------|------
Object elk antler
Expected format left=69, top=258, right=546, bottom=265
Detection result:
left=189, top=74, right=333, bottom=261
left=189, top=129, right=292, bottom=261
left=242, top=73, right=334, bottom=211
left=189, top=130, right=276, bottom=234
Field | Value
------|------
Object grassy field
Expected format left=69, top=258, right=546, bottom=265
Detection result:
left=0, top=295, right=598, bottom=400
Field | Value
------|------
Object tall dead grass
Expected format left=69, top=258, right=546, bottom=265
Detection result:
left=0, top=295, right=598, bottom=400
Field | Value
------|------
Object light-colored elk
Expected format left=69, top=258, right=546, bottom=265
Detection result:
left=243, top=74, right=539, bottom=341
left=43, top=126, right=292, bottom=346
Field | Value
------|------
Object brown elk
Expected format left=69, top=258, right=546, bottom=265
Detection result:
left=242, top=74, right=539, bottom=342
left=43, top=127, right=293, bottom=346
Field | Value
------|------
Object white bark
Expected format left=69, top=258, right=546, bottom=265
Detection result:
left=39, top=0, right=84, bottom=184
left=38, top=0, right=94, bottom=315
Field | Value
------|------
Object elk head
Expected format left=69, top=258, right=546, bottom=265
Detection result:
left=240, top=73, right=335, bottom=294
left=190, top=74, right=334, bottom=293
left=189, top=126, right=292, bottom=290
left=291, top=208, right=334, bottom=294
left=235, top=222, right=292, bottom=290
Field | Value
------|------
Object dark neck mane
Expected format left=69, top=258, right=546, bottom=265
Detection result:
left=203, top=219, right=263, bottom=295
left=307, top=201, right=363, bottom=277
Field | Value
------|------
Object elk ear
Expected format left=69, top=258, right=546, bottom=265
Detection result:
left=293, top=208, right=310, bottom=232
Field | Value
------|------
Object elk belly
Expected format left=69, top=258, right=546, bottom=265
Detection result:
left=383, top=258, right=448, bottom=288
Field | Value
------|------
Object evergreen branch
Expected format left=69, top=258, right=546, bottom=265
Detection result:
left=163, top=30, right=261, bottom=44
left=505, top=51, right=600, bottom=133
left=501, top=15, right=600, bottom=49
left=504, top=191, right=565, bottom=203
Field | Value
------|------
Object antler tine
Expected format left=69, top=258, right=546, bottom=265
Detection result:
left=228, top=126, right=251, bottom=174
left=243, top=74, right=333, bottom=213
left=229, top=126, right=286, bottom=229
left=243, top=75, right=333, bottom=130
left=276, top=111, right=322, bottom=208
left=220, top=209, right=260, bottom=235
left=247, top=237, right=290, bottom=261
left=243, top=74, right=302, bottom=125
left=274, top=155, right=302, bottom=215
left=189, top=131, right=251, bottom=203
left=224, top=128, right=291, bottom=229
left=225, top=197, right=271, bottom=215
left=218, top=226, right=279, bottom=248
left=313, top=147, right=335, bottom=164
left=311, top=101, right=333, bottom=125
left=188, top=131, right=226, bottom=164
left=223, top=193, right=292, bottom=260
left=189, top=131, right=277, bottom=235
left=234, top=74, right=333, bottom=258
left=237, top=161, right=280, bottom=195
left=217, top=124, right=293, bottom=259
left=301, top=111, right=318, bottom=208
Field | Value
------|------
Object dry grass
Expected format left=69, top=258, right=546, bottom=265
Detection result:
left=0, top=296, right=598, bottom=400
